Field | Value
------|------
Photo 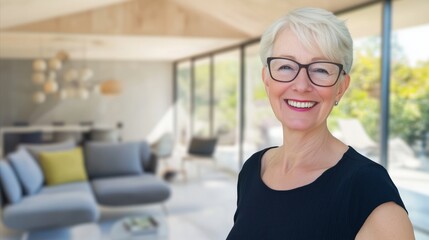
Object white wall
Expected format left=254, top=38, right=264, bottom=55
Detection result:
left=0, top=59, right=173, bottom=142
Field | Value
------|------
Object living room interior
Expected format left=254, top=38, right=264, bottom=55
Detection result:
left=1, top=0, right=429, bottom=239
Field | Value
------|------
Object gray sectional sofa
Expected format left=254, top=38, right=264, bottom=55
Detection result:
left=0, top=139, right=171, bottom=231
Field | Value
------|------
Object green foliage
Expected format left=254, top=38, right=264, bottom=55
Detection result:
left=389, top=60, right=429, bottom=143
left=331, top=37, right=429, bottom=144
left=214, top=59, right=239, bottom=133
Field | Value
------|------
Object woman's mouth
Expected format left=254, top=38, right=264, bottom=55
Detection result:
left=286, top=99, right=317, bottom=109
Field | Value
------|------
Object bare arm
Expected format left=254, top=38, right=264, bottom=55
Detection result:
left=356, top=201, right=415, bottom=240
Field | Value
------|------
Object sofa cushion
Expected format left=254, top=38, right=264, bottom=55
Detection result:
left=19, top=138, right=76, bottom=164
left=2, top=182, right=99, bottom=230
left=0, top=160, right=22, bottom=204
left=91, top=174, right=171, bottom=206
left=39, top=147, right=88, bottom=186
left=7, top=148, right=44, bottom=195
left=85, top=142, right=143, bottom=178
left=40, top=181, right=93, bottom=194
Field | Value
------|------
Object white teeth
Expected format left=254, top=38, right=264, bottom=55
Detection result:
left=287, top=100, right=316, bottom=108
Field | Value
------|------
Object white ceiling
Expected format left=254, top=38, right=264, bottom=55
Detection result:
left=0, top=0, right=428, bottom=61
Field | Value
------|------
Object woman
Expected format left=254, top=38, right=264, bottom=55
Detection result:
left=226, top=8, right=414, bottom=240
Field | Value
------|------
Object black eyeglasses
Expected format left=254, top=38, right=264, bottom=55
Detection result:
left=267, top=57, right=346, bottom=87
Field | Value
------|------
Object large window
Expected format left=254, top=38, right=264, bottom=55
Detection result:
left=389, top=9, right=429, bottom=237
left=213, top=50, right=240, bottom=171
left=389, top=23, right=429, bottom=170
left=176, top=61, right=191, bottom=144
left=214, top=50, right=239, bottom=145
left=193, top=58, right=211, bottom=137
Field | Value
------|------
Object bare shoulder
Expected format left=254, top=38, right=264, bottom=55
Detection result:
left=356, top=201, right=415, bottom=240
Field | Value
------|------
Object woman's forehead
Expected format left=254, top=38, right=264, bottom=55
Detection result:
left=272, top=28, right=325, bottom=60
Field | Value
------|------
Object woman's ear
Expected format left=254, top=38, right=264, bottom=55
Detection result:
left=262, top=66, right=270, bottom=88
left=336, top=74, right=350, bottom=101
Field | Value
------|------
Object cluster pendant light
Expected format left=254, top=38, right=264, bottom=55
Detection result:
left=31, top=50, right=122, bottom=104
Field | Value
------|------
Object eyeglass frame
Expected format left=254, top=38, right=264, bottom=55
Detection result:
left=266, top=57, right=347, bottom=87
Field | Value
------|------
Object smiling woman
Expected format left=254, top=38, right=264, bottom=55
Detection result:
left=226, top=7, right=415, bottom=240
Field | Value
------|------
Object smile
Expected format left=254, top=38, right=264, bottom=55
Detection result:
left=286, top=100, right=317, bottom=109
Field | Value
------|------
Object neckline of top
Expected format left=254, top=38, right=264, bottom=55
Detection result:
left=257, top=146, right=352, bottom=192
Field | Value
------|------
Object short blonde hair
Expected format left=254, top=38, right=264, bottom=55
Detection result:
left=259, top=8, right=353, bottom=73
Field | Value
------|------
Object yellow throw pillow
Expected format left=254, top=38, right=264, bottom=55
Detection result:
left=39, top=147, right=88, bottom=186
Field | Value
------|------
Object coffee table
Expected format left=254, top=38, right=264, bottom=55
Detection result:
left=110, top=214, right=168, bottom=240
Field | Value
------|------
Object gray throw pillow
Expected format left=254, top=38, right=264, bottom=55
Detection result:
left=0, top=160, right=23, bottom=204
left=19, top=138, right=76, bottom=164
left=8, top=148, right=44, bottom=195
left=85, top=141, right=143, bottom=179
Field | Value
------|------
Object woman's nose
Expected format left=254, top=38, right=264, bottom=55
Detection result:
left=292, top=68, right=313, bottom=91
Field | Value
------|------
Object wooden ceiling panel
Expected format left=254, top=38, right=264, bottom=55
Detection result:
left=1, top=0, right=428, bottom=61
left=9, top=0, right=250, bottom=38
left=169, top=0, right=377, bottom=36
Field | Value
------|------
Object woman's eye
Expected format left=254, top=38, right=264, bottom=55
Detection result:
left=312, top=68, right=330, bottom=75
left=278, top=65, right=293, bottom=71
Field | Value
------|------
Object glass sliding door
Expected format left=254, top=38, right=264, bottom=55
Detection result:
left=176, top=61, right=191, bottom=144
left=389, top=1, right=429, bottom=237
left=193, top=58, right=211, bottom=137
left=389, top=23, right=429, bottom=169
left=389, top=1, right=429, bottom=236
left=213, top=50, right=240, bottom=171
left=214, top=50, right=239, bottom=145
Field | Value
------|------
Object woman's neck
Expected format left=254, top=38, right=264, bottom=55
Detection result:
left=274, top=124, right=343, bottom=173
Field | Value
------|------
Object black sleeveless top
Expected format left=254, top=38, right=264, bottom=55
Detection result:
left=226, top=147, right=406, bottom=240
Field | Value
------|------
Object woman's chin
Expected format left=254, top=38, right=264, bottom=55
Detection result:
left=281, top=119, right=318, bottom=132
